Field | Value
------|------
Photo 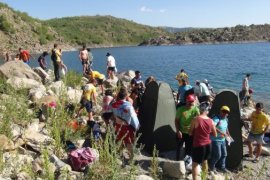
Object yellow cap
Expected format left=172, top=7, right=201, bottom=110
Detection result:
left=220, top=106, right=230, bottom=112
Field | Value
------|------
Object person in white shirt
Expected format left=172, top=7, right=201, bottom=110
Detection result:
left=106, top=52, right=116, bottom=79
left=198, top=81, right=211, bottom=103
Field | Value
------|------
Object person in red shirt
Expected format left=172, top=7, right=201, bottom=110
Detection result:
left=19, top=48, right=33, bottom=64
left=189, top=102, right=217, bottom=180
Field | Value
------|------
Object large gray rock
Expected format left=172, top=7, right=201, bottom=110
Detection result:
left=161, top=160, right=186, bottom=178
left=67, top=88, right=82, bottom=104
left=103, top=76, right=119, bottom=89
left=33, top=67, right=51, bottom=83
left=29, top=86, right=47, bottom=102
left=7, top=77, right=44, bottom=90
left=48, top=81, right=67, bottom=96
left=0, top=61, right=41, bottom=82
left=135, top=175, right=154, bottom=180
left=0, top=135, right=15, bottom=151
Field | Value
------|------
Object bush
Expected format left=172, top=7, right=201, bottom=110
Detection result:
left=0, top=15, right=15, bottom=34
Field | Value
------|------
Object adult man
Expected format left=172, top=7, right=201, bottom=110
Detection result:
left=79, top=45, right=89, bottom=74
left=131, top=71, right=145, bottom=91
left=198, top=81, right=211, bottom=103
left=209, top=106, right=231, bottom=173
left=19, top=48, right=33, bottom=64
left=175, top=69, right=189, bottom=86
left=37, top=51, right=49, bottom=70
left=111, top=88, right=140, bottom=160
left=240, top=74, right=251, bottom=106
left=88, top=70, right=105, bottom=95
left=51, top=44, right=61, bottom=81
left=177, top=79, right=193, bottom=106
left=175, top=94, right=200, bottom=160
left=106, top=52, right=116, bottom=79
left=245, top=103, right=270, bottom=162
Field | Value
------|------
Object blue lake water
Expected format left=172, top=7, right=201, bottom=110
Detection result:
left=16, top=42, right=270, bottom=110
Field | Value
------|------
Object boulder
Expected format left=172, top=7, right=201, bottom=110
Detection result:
left=0, top=61, right=41, bottom=82
left=10, top=124, right=23, bottom=140
left=0, top=135, right=15, bottom=151
left=29, top=86, right=47, bottom=102
left=48, top=80, right=67, bottom=96
left=33, top=67, right=51, bottom=82
left=67, top=88, right=82, bottom=104
left=7, top=77, right=44, bottom=90
left=135, top=175, right=154, bottom=180
left=103, top=76, right=119, bottom=89
left=161, top=160, right=186, bottom=178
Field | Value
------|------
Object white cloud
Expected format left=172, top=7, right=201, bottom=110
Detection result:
left=159, top=9, right=166, bottom=13
left=140, top=6, right=153, bottom=12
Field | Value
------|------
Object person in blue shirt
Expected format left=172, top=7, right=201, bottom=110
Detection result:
left=177, top=79, right=193, bottom=106
left=209, top=106, right=231, bottom=173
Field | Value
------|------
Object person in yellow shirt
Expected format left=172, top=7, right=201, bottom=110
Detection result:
left=76, top=78, right=97, bottom=121
left=88, top=70, right=105, bottom=95
left=245, top=102, right=270, bottom=162
left=175, top=69, right=189, bottom=86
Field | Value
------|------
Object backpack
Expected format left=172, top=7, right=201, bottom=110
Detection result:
left=51, top=49, right=57, bottom=62
left=68, top=147, right=99, bottom=171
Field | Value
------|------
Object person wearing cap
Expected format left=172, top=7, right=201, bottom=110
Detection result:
left=209, top=105, right=231, bottom=173
left=106, top=52, right=117, bottom=79
left=175, top=68, right=189, bottom=86
left=189, top=102, right=217, bottom=179
left=244, top=102, right=270, bottom=162
left=175, top=94, right=200, bottom=160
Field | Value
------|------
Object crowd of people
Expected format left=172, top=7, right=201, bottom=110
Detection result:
left=2, top=46, right=270, bottom=180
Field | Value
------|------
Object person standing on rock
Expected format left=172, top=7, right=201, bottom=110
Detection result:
left=37, top=51, right=49, bottom=70
left=88, top=69, right=105, bottom=95
left=19, top=48, right=33, bottom=64
left=175, top=68, right=189, bottom=86
left=189, top=102, right=217, bottom=180
left=175, top=94, right=200, bottom=160
left=177, top=79, right=193, bottom=107
left=244, top=102, right=270, bottom=162
left=240, top=73, right=251, bottom=106
left=79, top=45, right=89, bottom=75
left=209, top=106, right=231, bottom=174
left=106, top=52, right=117, bottom=79
left=51, top=44, right=61, bottom=81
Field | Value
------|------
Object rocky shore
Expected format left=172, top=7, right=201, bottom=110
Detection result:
left=0, top=61, right=270, bottom=180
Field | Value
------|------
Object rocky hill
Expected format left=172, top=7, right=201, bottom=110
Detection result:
left=0, top=3, right=70, bottom=55
left=140, top=24, right=270, bottom=46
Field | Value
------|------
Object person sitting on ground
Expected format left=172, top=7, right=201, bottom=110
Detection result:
left=79, top=44, right=89, bottom=75
left=175, top=94, right=200, bottom=161
left=209, top=106, right=231, bottom=174
left=177, top=79, right=193, bottom=106
left=76, top=78, right=97, bottom=122
left=175, top=68, right=189, bottom=86
left=88, top=69, right=105, bottom=95
left=244, top=102, right=270, bottom=162
left=19, top=48, right=33, bottom=64
left=101, top=89, right=114, bottom=125
left=37, top=51, right=49, bottom=70
left=189, top=102, right=217, bottom=180
left=110, top=87, right=140, bottom=160
left=106, top=52, right=117, bottom=79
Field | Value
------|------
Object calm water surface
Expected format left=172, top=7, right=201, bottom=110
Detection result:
left=23, top=42, right=270, bottom=110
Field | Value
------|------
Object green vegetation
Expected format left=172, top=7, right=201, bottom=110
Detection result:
left=0, top=15, right=15, bottom=34
left=44, top=16, right=170, bottom=46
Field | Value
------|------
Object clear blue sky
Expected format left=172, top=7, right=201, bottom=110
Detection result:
left=1, top=0, right=270, bottom=28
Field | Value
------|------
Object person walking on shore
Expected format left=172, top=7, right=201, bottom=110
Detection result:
left=209, top=106, right=231, bottom=173
left=240, top=74, right=251, bottom=106
left=175, top=94, right=200, bottom=160
left=51, top=44, right=61, bottom=81
left=189, top=102, right=217, bottom=180
left=106, top=52, right=117, bottom=79
left=244, top=102, right=270, bottom=162
left=79, top=45, right=89, bottom=75
left=37, top=51, right=49, bottom=70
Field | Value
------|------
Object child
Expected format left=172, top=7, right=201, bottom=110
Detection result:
left=245, top=102, right=270, bottom=162
left=101, top=89, right=114, bottom=124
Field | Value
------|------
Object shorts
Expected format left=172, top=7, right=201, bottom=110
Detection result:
left=96, top=78, right=104, bottom=85
left=248, top=132, right=264, bottom=144
left=107, top=67, right=115, bottom=72
left=80, top=99, right=93, bottom=113
left=192, top=144, right=212, bottom=164
left=115, top=123, right=135, bottom=145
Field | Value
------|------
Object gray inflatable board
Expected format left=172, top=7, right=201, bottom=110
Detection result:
left=138, top=81, right=176, bottom=153
left=209, top=89, right=243, bottom=171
